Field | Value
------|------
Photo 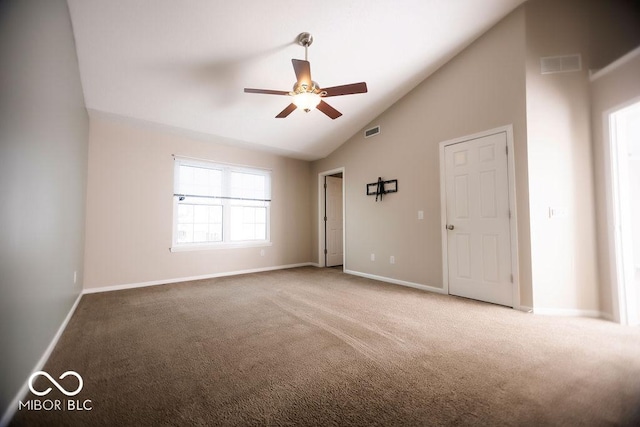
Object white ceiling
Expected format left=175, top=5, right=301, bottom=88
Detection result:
left=67, top=0, right=526, bottom=160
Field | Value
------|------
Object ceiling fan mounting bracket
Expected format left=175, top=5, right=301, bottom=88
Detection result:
left=297, top=32, right=314, bottom=48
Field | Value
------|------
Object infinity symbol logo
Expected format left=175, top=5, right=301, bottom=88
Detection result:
left=28, top=371, right=83, bottom=397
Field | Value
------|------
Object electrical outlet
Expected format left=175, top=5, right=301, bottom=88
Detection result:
left=73, top=271, right=77, bottom=284
left=418, top=210, right=424, bottom=220
left=390, top=256, right=395, bottom=264
left=260, top=249, right=265, bottom=256
left=371, top=253, right=375, bottom=261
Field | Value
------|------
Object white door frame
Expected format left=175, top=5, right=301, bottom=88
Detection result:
left=318, top=167, right=346, bottom=267
left=438, top=125, right=520, bottom=308
left=603, top=97, right=640, bottom=325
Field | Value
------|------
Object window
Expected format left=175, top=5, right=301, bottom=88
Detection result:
left=172, top=157, right=271, bottom=250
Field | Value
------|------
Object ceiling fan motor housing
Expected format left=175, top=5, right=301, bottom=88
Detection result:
left=291, top=81, right=325, bottom=96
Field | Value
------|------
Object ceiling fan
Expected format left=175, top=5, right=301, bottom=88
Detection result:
left=244, top=32, right=368, bottom=119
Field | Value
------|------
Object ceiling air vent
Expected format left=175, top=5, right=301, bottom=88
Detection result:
left=364, top=125, right=381, bottom=138
left=540, top=54, right=582, bottom=74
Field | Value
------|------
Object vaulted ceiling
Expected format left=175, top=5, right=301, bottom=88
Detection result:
left=67, top=0, right=526, bottom=160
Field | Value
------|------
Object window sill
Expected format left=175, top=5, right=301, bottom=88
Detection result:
left=170, top=241, right=273, bottom=253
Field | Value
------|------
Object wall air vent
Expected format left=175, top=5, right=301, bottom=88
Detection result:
left=540, top=54, right=582, bottom=74
left=364, top=125, right=381, bottom=138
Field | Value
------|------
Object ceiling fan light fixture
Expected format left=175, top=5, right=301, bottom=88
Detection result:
left=293, top=91, right=321, bottom=112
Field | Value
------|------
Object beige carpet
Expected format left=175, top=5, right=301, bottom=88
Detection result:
left=10, top=267, right=640, bottom=426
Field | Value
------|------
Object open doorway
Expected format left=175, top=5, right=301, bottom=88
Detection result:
left=608, top=99, right=640, bottom=325
left=318, top=168, right=345, bottom=269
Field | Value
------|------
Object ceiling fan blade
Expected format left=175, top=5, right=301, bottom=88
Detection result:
left=276, top=103, right=297, bottom=118
left=244, top=88, right=290, bottom=96
left=316, top=100, right=342, bottom=119
left=321, top=82, right=368, bottom=97
left=292, top=59, right=312, bottom=86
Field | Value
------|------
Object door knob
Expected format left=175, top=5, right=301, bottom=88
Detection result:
left=446, top=224, right=454, bottom=230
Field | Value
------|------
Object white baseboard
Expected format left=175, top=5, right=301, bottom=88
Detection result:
left=599, top=311, right=615, bottom=322
left=533, top=307, right=603, bottom=318
left=1, top=292, right=83, bottom=427
left=82, top=262, right=316, bottom=294
left=344, top=269, right=447, bottom=295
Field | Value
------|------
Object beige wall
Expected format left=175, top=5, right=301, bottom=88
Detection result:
left=524, top=0, right=599, bottom=312
left=0, top=0, right=88, bottom=417
left=524, top=0, right=640, bottom=314
left=311, top=8, right=533, bottom=307
left=83, top=113, right=312, bottom=289
left=591, top=49, right=640, bottom=318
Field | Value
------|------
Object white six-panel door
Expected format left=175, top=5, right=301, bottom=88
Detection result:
left=444, top=132, right=513, bottom=306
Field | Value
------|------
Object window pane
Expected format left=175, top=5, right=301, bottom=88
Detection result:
left=193, top=205, right=209, bottom=223
left=193, top=224, right=209, bottom=242
left=177, top=204, right=194, bottom=224
left=209, top=223, right=222, bottom=242
left=176, top=224, right=193, bottom=243
left=230, top=206, right=242, bottom=241
left=230, top=206, right=267, bottom=241
left=243, top=206, right=255, bottom=223
left=256, top=207, right=266, bottom=224
left=211, top=205, right=222, bottom=223
left=242, top=224, right=254, bottom=240
left=176, top=203, right=222, bottom=243
left=255, top=223, right=266, bottom=240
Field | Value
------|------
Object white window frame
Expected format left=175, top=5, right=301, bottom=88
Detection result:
left=171, top=156, right=272, bottom=252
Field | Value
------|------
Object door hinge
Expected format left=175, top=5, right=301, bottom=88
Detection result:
left=324, top=216, right=327, bottom=222
left=324, top=249, right=328, bottom=255
left=505, top=145, right=508, bottom=155
left=508, top=209, right=511, bottom=219
left=324, top=183, right=327, bottom=189
left=510, top=274, right=514, bottom=283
